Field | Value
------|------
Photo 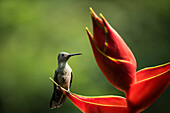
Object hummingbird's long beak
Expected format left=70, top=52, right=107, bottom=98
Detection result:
left=67, top=53, right=82, bottom=60
left=68, top=53, right=82, bottom=57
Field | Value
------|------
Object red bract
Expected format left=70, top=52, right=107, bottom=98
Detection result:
left=127, top=63, right=170, bottom=112
left=86, top=8, right=137, bottom=92
left=86, top=8, right=170, bottom=113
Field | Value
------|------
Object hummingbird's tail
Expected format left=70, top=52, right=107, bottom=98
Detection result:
left=50, top=88, right=66, bottom=109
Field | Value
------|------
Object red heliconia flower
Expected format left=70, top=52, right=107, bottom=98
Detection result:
left=86, top=8, right=170, bottom=113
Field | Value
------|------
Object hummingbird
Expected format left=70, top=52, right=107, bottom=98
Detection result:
left=50, top=52, right=82, bottom=109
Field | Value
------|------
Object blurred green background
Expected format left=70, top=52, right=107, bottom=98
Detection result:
left=0, top=0, right=169, bottom=113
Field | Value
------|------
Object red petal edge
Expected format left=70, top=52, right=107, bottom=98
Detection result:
left=126, top=62, right=170, bottom=112
left=136, top=62, right=170, bottom=82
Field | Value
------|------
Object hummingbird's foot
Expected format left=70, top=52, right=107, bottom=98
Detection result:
left=58, top=85, right=61, bottom=88
left=68, top=90, right=71, bottom=94
left=56, top=85, right=61, bottom=90
left=58, top=84, right=61, bottom=88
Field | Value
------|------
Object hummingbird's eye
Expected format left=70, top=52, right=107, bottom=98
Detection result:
left=61, top=54, right=64, bottom=57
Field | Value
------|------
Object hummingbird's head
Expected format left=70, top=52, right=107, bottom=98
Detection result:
left=57, top=52, right=82, bottom=63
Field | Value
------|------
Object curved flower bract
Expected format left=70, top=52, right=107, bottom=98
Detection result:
left=126, top=63, right=170, bottom=112
left=49, top=77, right=128, bottom=113
left=86, top=8, right=136, bottom=92
left=86, top=8, right=170, bottom=113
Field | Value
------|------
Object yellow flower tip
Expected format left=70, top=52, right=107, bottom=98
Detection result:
left=100, top=13, right=107, bottom=23
left=89, top=7, right=94, bottom=13
left=85, top=27, right=93, bottom=39
left=85, top=27, right=89, bottom=31
left=99, top=13, right=104, bottom=19
left=89, top=7, right=97, bottom=19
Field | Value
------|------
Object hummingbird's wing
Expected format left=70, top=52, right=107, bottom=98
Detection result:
left=50, top=86, right=66, bottom=109
left=50, top=71, right=66, bottom=109
left=70, top=72, right=73, bottom=88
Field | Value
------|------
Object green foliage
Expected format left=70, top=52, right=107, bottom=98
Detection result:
left=0, top=0, right=169, bottom=113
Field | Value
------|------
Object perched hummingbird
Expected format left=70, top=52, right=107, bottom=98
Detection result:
left=50, top=52, right=82, bottom=109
